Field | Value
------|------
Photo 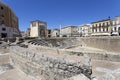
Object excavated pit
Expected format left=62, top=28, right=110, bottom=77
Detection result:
left=0, top=37, right=120, bottom=80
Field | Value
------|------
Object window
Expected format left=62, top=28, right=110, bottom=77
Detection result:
left=103, top=23, right=105, bottom=26
left=48, top=35, right=51, bottom=37
left=114, top=27, right=117, bottom=31
left=106, top=22, right=109, bottom=26
left=99, top=23, right=101, bottom=27
left=99, top=27, right=101, bottom=32
left=1, top=33, right=7, bottom=38
left=96, top=24, right=97, bottom=27
left=106, top=27, right=108, bottom=32
left=96, top=28, right=97, bottom=32
left=56, top=33, right=58, bottom=35
left=1, top=6, right=4, bottom=10
left=103, top=28, right=105, bottom=32
left=2, top=28, right=6, bottom=31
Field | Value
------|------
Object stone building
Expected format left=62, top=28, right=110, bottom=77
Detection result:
left=112, top=16, right=120, bottom=36
left=20, top=31, right=26, bottom=38
left=0, top=2, right=20, bottom=38
left=78, top=24, right=91, bottom=37
left=91, top=19, right=112, bottom=36
left=26, top=28, right=31, bottom=37
left=52, top=28, right=60, bottom=37
left=60, top=25, right=78, bottom=37
left=30, top=20, right=47, bottom=38
left=46, top=29, right=52, bottom=38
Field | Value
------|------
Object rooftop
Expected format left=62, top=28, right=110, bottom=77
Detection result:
left=30, top=20, right=47, bottom=24
left=91, top=19, right=110, bottom=24
left=61, top=25, right=78, bottom=29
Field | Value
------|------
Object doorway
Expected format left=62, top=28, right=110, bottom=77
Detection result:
left=1, top=33, right=7, bottom=38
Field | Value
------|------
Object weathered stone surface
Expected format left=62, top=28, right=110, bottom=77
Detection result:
left=10, top=46, right=92, bottom=80
left=80, top=36, right=120, bottom=53
left=0, top=69, right=38, bottom=80
left=64, top=74, right=90, bottom=80
left=27, top=38, right=83, bottom=49
left=1, top=37, right=120, bottom=80
left=97, top=68, right=120, bottom=80
left=0, top=64, right=13, bottom=75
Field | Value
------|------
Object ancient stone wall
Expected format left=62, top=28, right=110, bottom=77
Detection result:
left=10, top=46, right=92, bottom=80
left=27, top=37, right=84, bottom=49
left=68, top=50, right=120, bottom=62
left=80, top=37, right=120, bottom=53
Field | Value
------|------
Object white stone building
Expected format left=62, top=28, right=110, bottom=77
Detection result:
left=112, top=16, right=120, bottom=36
left=26, top=28, right=31, bottom=37
left=78, top=24, right=91, bottom=37
left=30, top=20, right=47, bottom=38
left=91, top=19, right=112, bottom=36
left=20, top=31, right=26, bottom=38
left=60, top=25, right=78, bottom=37
left=46, top=29, right=52, bottom=38
left=52, top=29, right=60, bottom=37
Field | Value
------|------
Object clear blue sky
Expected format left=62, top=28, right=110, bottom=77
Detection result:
left=2, top=0, right=120, bottom=31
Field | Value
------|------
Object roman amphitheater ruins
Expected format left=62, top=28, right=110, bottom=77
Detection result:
left=0, top=37, right=120, bottom=80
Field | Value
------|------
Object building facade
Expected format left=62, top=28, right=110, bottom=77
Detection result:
left=20, top=31, right=26, bottom=38
left=30, top=20, right=47, bottom=38
left=60, top=26, right=78, bottom=37
left=0, top=2, right=20, bottom=38
left=26, top=28, right=31, bottom=37
left=46, top=29, right=52, bottom=38
left=112, top=16, right=120, bottom=36
left=52, top=29, right=60, bottom=37
left=91, top=19, right=112, bottom=36
left=78, top=24, right=91, bottom=37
